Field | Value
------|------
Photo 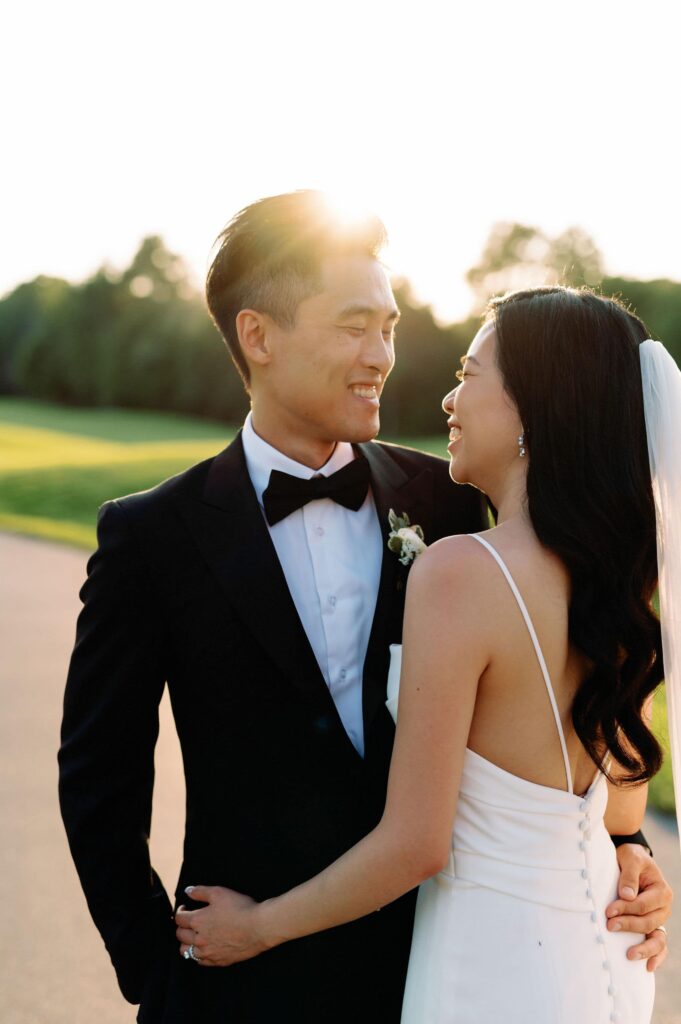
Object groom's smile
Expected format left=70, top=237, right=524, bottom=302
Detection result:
left=349, top=382, right=381, bottom=405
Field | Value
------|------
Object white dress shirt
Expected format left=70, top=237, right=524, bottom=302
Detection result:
left=241, top=412, right=383, bottom=757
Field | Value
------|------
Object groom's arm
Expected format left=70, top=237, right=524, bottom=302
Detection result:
left=58, top=498, right=175, bottom=1004
left=604, top=766, right=672, bottom=968
left=607, top=842, right=671, bottom=970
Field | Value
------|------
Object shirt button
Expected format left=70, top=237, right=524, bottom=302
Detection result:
left=586, top=889, right=592, bottom=899
left=329, top=595, right=337, bottom=607
left=340, top=669, right=347, bottom=680
left=608, top=984, right=616, bottom=996
left=314, top=526, right=324, bottom=536
left=602, top=960, right=611, bottom=971
left=579, top=800, right=588, bottom=811
left=590, top=912, right=598, bottom=923
left=581, top=869, right=589, bottom=879
left=597, top=934, right=605, bottom=944
left=579, top=841, right=586, bottom=851
left=579, top=819, right=589, bottom=831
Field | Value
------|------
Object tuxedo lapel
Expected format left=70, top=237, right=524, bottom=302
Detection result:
left=173, top=433, right=329, bottom=702
left=358, top=442, right=435, bottom=737
left=174, top=435, right=434, bottom=753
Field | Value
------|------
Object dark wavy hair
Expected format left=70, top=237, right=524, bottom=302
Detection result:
left=485, top=285, right=663, bottom=784
left=206, top=190, right=387, bottom=388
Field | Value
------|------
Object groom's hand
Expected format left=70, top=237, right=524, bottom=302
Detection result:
left=175, top=885, right=270, bottom=967
left=605, top=844, right=672, bottom=971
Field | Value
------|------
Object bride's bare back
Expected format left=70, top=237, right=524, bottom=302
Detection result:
left=450, top=521, right=600, bottom=797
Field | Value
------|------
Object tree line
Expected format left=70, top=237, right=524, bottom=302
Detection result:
left=1, top=225, right=679, bottom=436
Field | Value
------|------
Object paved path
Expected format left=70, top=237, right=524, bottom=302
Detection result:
left=0, top=533, right=185, bottom=1023
left=0, top=531, right=678, bottom=1023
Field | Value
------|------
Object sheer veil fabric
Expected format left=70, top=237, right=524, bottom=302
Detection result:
left=640, top=339, right=681, bottom=852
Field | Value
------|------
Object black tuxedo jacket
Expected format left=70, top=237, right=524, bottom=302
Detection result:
left=58, top=434, right=488, bottom=1023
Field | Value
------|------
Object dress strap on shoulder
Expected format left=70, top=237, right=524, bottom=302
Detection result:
left=468, top=533, right=574, bottom=795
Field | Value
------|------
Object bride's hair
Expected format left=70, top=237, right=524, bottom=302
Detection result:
left=485, top=285, right=663, bottom=784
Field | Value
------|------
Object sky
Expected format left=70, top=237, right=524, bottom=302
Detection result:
left=3, top=0, right=680, bottom=323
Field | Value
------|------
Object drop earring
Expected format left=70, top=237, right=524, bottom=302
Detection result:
left=518, top=432, right=527, bottom=458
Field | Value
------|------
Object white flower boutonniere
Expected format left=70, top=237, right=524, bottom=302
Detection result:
left=387, top=509, right=427, bottom=566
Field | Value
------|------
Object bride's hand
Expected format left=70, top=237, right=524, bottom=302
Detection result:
left=175, top=885, right=272, bottom=966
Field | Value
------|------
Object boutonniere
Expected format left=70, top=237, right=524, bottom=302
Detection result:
left=387, top=509, right=427, bottom=567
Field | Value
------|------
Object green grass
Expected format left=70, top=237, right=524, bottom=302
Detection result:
left=0, top=397, right=673, bottom=816
left=0, top=398, right=233, bottom=548
left=0, top=460, right=224, bottom=549
left=0, top=400, right=447, bottom=549
left=649, top=690, right=675, bottom=815
left=0, top=397, right=230, bottom=441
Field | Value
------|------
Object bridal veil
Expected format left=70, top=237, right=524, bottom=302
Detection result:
left=640, top=339, right=681, bottom=851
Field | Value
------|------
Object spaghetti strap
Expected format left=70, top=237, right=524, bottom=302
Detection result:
left=469, top=533, right=574, bottom=795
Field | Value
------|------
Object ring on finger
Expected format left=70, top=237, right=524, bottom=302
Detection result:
left=652, top=925, right=668, bottom=937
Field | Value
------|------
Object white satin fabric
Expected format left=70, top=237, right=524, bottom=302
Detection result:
left=640, top=339, right=681, bottom=851
left=387, top=535, right=654, bottom=1023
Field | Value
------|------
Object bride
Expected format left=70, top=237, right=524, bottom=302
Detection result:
left=176, top=286, right=677, bottom=1022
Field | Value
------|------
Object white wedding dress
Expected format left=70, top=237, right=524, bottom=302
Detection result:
left=386, top=534, right=655, bottom=1024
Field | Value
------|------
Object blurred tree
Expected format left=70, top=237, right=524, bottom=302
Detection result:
left=602, top=277, right=681, bottom=366
left=379, top=280, right=477, bottom=437
left=5, top=237, right=248, bottom=422
left=120, top=235, right=197, bottom=304
left=0, top=276, right=72, bottom=394
left=551, top=227, right=603, bottom=287
left=2, top=234, right=678, bottom=435
left=466, top=222, right=604, bottom=309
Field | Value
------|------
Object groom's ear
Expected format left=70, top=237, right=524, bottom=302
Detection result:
left=235, top=309, right=273, bottom=372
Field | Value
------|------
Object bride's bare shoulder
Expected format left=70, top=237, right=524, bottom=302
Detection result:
left=407, top=532, right=500, bottom=600
left=404, top=535, right=502, bottom=659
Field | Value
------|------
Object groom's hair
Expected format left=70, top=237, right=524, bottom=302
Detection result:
left=206, top=190, right=387, bottom=387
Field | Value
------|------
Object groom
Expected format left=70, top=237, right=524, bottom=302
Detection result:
left=59, top=191, right=671, bottom=1023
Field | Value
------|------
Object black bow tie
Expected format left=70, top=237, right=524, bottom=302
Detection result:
left=262, top=455, right=371, bottom=526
